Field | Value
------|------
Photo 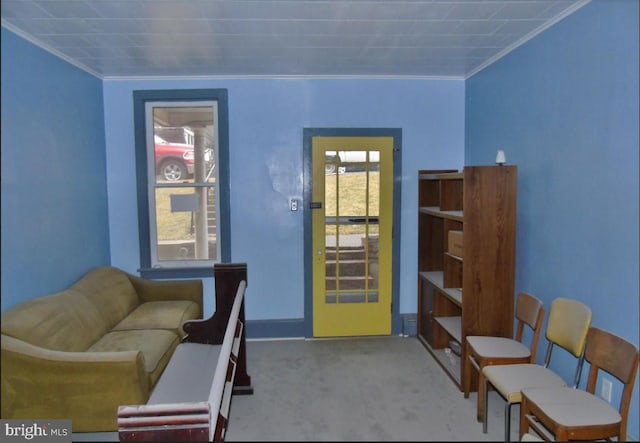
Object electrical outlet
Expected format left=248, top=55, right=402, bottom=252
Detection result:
left=601, top=378, right=613, bottom=403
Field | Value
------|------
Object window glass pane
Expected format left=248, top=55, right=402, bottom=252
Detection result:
left=152, top=108, right=215, bottom=185
left=154, top=187, right=218, bottom=261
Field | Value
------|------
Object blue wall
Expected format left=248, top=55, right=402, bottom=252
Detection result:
left=1, top=28, right=110, bottom=311
left=2, top=0, right=638, bottom=435
left=465, top=0, right=639, bottom=439
left=103, top=78, right=465, bottom=319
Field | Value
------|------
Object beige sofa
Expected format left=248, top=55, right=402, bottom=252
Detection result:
left=1, top=266, right=203, bottom=432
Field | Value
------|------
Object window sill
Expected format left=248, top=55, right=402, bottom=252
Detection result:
left=139, top=267, right=214, bottom=279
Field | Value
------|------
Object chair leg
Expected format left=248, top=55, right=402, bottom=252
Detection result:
left=483, top=378, right=490, bottom=433
left=476, top=368, right=486, bottom=422
left=463, top=354, right=471, bottom=399
left=520, top=396, right=529, bottom=441
left=505, top=402, right=512, bottom=443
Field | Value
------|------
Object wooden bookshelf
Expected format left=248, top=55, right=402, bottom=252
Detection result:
left=416, top=166, right=517, bottom=390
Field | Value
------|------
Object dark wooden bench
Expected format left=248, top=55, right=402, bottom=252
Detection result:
left=117, top=263, right=253, bottom=442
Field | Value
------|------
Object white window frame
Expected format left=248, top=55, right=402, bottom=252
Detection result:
left=145, top=100, right=220, bottom=269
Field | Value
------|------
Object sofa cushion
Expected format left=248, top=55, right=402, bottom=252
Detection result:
left=73, top=267, right=141, bottom=330
left=87, top=329, right=179, bottom=387
left=112, top=300, right=200, bottom=337
left=1, top=290, right=109, bottom=352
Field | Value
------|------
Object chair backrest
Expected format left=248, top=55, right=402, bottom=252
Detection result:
left=583, top=327, right=639, bottom=439
left=542, top=298, right=592, bottom=386
left=514, top=292, right=545, bottom=362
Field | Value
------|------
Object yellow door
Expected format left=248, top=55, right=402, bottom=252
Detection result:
left=312, top=136, right=393, bottom=337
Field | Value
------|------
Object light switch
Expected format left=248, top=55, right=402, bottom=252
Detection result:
left=290, top=198, right=298, bottom=211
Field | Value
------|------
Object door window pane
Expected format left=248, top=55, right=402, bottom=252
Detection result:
left=323, top=149, right=380, bottom=304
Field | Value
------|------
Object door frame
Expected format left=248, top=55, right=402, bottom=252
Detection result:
left=303, top=128, right=402, bottom=338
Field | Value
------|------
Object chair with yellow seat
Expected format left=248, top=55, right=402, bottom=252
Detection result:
left=519, top=326, right=639, bottom=441
left=464, top=291, right=545, bottom=424
left=481, top=297, right=592, bottom=442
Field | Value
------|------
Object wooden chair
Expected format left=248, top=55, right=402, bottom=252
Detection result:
left=481, top=298, right=592, bottom=442
left=464, top=292, right=545, bottom=424
left=520, top=327, right=639, bottom=441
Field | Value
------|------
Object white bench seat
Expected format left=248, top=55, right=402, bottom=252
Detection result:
left=118, top=263, right=252, bottom=443
left=148, top=342, right=222, bottom=404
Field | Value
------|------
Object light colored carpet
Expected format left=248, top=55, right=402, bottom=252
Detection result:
left=73, top=335, right=522, bottom=442
left=225, top=336, right=520, bottom=441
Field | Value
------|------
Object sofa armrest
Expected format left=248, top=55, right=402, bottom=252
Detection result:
left=126, top=273, right=203, bottom=313
left=1, top=335, right=150, bottom=432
